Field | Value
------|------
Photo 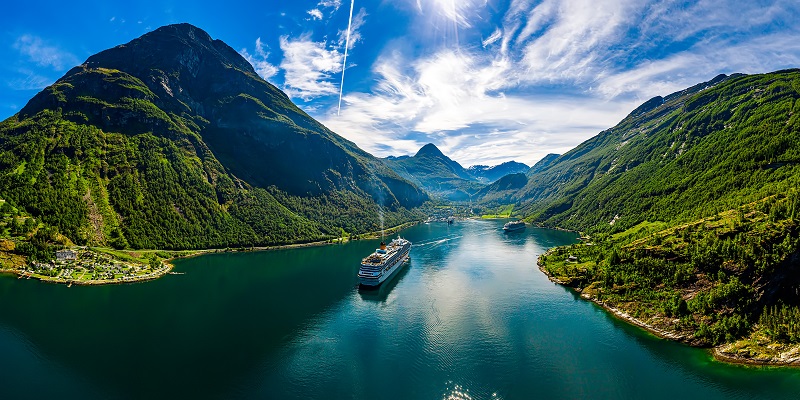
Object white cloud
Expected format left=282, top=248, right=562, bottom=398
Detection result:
left=239, top=38, right=279, bottom=80
left=320, top=49, right=637, bottom=166
left=307, top=9, right=323, bottom=20
left=7, top=68, right=52, bottom=91
left=338, top=7, right=367, bottom=49
left=318, top=0, right=342, bottom=11
left=593, top=54, right=699, bottom=99
left=321, top=0, right=800, bottom=166
left=514, top=0, right=641, bottom=83
left=482, top=28, right=502, bottom=48
left=634, top=0, right=797, bottom=44
left=279, top=35, right=343, bottom=99
left=278, top=5, right=368, bottom=101
left=497, top=0, right=800, bottom=94
left=415, top=0, right=479, bottom=28
left=310, top=0, right=343, bottom=19
left=593, top=31, right=800, bottom=102
left=13, top=35, right=79, bottom=71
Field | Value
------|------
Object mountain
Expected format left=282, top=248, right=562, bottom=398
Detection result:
left=474, top=173, right=528, bottom=204
left=512, top=71, right=800, bottom=231
left=470, top=154, right=552, bottom=202
left=528, top=69, right=800, bottom=357
left=0, top=23, right=426, bottom=250
left=539, top=194, right=800, bottom=356
left=468, top=161, right=530, bottom=183
left=383, top=143, right=484, bottom=201
left=527, top=154, right=559, bottom=176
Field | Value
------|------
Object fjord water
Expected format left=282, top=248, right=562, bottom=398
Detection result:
left=2, top=220, right=800, bottom=399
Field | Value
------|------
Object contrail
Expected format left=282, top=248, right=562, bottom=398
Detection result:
left=337, top=0, right=356, bottom=116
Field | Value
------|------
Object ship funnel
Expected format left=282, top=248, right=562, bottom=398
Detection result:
left=380, top=242, right=387, bottom=250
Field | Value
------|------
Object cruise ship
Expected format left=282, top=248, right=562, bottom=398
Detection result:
left=358, top=237, right=411, bottom=287
left=503, top=220, right=526, bottom=232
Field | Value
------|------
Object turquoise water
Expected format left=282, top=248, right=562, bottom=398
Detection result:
left=1, top=219, right=800, bottom=399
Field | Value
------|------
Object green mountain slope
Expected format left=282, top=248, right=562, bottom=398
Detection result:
left=539, top=194, right=800, bottom=360
left=383, top=143, right=484, bottom=201
left=527, top=153, right=559, bottom=175
left=474, top=173, right=528, bottom=205
left=529, top=69, right=800, bottom=359
left=514, top=70, right=800, bottom=232
left=0, top=24, right=426, bottom=250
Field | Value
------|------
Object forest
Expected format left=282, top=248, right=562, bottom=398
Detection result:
left=515, top=70, right=800, bottom=235
left=539, top=193, right=800, bottom=347
left=0, top=110, right=423, bottom=254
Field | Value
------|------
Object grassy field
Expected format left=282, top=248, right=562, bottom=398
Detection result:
left=89, top=247, right=194, bottom=263
left=481, top=204, right=514, bottom=219
left=609, top=220, right=669, bottom=242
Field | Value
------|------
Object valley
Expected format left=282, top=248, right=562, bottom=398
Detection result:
left=1, top=23, right=800, bottom=370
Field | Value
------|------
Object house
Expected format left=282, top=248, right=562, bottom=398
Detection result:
left=55, top=250, right=77, bottom=262
left=32, top=261, right=52, bottom=270
left=567, top=255, right=578, bottom=263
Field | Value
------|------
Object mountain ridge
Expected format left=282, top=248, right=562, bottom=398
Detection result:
left=382, top=143, right=483, bottom=201
left=522, top=68, right=800, bottom=355
left=0, top=23, right=426, bottom=250
left=498, top=70, right=800, bottom=231
left=469, top=161, right=530, bottom=183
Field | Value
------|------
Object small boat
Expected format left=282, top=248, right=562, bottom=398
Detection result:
left=503, top=220, right=526, bottom=232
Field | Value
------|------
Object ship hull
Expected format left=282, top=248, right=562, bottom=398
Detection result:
left=503, top=225, right=526, bottom=232
left=358, top=248, right=410, bottom=288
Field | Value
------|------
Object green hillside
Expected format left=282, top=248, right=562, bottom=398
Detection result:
left=0, top=24, right=426, bottom=251
left=474, top=173, right=528, bottom=205
left=539, top=194, right=800, bottom=359
left=527, top=153, right=559, bottom=175
left=528, top=69, right=800, bottom=359
left=516, top=71, right=800, bottom=232
left=383, top=143, right=484, bottom=201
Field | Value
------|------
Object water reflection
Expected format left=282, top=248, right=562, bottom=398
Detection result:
left=3, top=221, right=800, bottom=399
left=358, top=261, right=411, bottom=303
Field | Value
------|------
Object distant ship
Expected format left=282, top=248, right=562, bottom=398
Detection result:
left=503, top=220, right=526, bottom=232
left=358, top=237, right=411, bottom=287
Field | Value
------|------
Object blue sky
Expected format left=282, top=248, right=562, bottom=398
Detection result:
left=2, top=0, right=800, bottom=166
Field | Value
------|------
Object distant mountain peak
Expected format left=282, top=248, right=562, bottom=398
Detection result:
left=469, top=160, right=530, bottom=183
left=383, top=143, right=481, bottom=200
left=151, top=22, right=213, bottom=40
left=416, top=143, right=445, bottom=158
left=81, top=21, right=256, bottom=82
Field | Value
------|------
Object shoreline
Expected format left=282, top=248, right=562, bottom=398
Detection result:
left=8, top=264, right=173, bottom=286
left=536, top=254, right=800, bottom=367
left=3, top=221, right=422, bottom=286
left=712, top=345, right=800, bottom=367
left=164, top=220, right=421, bottom=263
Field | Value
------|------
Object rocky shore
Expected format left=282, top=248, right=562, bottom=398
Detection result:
left=537, top=256, right=800, bottom=367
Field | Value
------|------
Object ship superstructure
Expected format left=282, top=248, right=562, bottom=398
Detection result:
left=503, top=220, right=526, bottom=232
left=358, top=237, right=411, bottom=287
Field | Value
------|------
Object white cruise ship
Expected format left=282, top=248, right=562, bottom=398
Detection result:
left=358, top=237, right=411, bottom=287
left=503, top=220, right=526, bottom=232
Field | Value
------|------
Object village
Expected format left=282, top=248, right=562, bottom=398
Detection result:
left=18, top=247, right=171, bottom=286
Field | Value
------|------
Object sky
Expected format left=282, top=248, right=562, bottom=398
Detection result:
left=2, top=0, right=800, bottom=167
